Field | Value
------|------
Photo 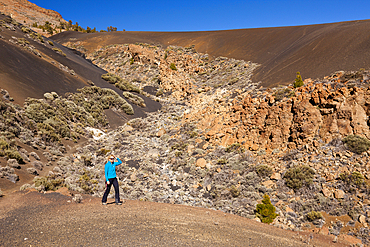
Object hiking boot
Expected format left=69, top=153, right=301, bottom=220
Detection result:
left=115, top=201, right=122, bottom=205
left=102, top=202, right=107, bottom=205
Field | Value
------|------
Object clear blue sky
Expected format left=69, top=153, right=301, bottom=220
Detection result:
left=29, top=0, right=370, bottom=32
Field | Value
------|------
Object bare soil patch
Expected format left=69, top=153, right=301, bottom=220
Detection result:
left=0, top=190, right=352, bottom=246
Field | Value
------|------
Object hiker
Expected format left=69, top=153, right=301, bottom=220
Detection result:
left=102, top=154, right=123, bottom=205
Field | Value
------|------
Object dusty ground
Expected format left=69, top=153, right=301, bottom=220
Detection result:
left=0, top=189, right=352, bottom=247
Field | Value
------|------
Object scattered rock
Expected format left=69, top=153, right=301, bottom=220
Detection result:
left=26, top=168, right=38, bottom=175
left=270, top=172, right=281, bottom=180
left=72, top=194, right=83, bottom=203
left=32, top=161, right=43, bottom=171
left=334, top=189, right=345, bottom=199
left=30, top=152, right=40, bottom=160
left=157, top=128, right=166, bottom=137
left=7, top=159, right=20, bottom=169
left=322, top=187, right=332, bottom=197
left=196, top=158, right=207, bottom=168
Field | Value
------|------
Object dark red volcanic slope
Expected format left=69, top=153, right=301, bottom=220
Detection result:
left=52, top=20, right=370, bottom=87
left=0, top=13, right=160, bottom=119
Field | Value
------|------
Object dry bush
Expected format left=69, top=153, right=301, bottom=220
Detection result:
left=283, top=165, right=315, bottom=190
left=343, top=135, right=370, bottom=154
left=122, top=92, right=146, bottom=107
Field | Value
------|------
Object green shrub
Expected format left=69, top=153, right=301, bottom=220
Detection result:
left=101, top=73, right=120, bottom=84
left=52, top=48, right=66, bottom=57
left=97, top=148, right=111, bottom=156
left=339, top=171, right=366, bottom=189
left=229, top=185, right=240, bottom=197
left=171, top=141, right=188, bottom=151
left=293, top=72, right=304, bottom=88
left=283, top=165, right=315, bottom=190
left=76, top=86, right=134, bottom=115
left=5, top=149, right=24, bottom=164
left=34, top=176, right=64, bottom=191
left=48, top=40, right=54, bottom=46
left=170, top=63, right=177, bottom=71
left=0, top=138, right=9, bottom=151
left=156, top=89, right=164, bottom=97
left=273, top=88, right=295, bottom=101
left=256, top=194, right=278, bottom=224
left=29, top=32, right=44, bottom=43
left=189, top=131, right=198, bottom=138
left=217, top=158, right=227, bottom=165
left=122, top=92, right=145, bottom=107
left=0, top=138, right=23, bottom=163
left=225, top=143, right=245, bottom=153
left=78, top=170, right=98, bottom=194
left=101, top=73, right=140, bottom=93
left=342, top=135, right=370, bottom=154
left=256, top=164, right=273, bottom=178
left=306, top=211, right=322, bottom=221
left=21, top=26, right=31, bottom=33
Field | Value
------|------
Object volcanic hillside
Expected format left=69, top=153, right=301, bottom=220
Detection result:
left=0, top=13, right=160, bottom=117
left=2, top=3, right=370, bottom=245
left=52, top=19, right=370, bottom=87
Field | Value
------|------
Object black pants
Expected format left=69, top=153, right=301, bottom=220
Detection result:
left=102, top=177, right=120, bottom=203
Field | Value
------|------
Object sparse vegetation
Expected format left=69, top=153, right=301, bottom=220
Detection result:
left=342, top=135, right=370, bottom=154
left=21, top=26, right=31, bottom=33
left=78, top=170, right=99, bottom=194
left=339, top=171, right=368, bottom=192
left=272, top=88, right=295, bottom=101
left=256, top=164, right=273, bottom=178
left=188, top=131, right=198, bottom=138
left=34, top=176, right=65, bottom=191
left=225, top=143, right=245, bottom=153
left=107, top=26, right=117, bottom=32
left=29, top=32, right=44, bottom=43
left=101, top=73, right=140, bottom=93
left=156, top=89, right=164, bottom=97
left=306, top=211, right=322, bottom=221
left=217, top=158, right=227, bottom=164
left=283, top=165, right=315, bottom=190
left=122, top=92, right=146, bottom=107
left=52, top=47, right=66, bottom=57
left=229, top=185, right=240, bottom=197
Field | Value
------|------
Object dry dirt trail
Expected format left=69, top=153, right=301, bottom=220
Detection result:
left=0, top=190, right=350, bottom=246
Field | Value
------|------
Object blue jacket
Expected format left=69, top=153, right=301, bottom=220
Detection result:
left=105, top=158, right=122, bottom=182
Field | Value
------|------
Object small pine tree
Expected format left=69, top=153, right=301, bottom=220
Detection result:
left=256, top=194, right=278, bottom=224
left=170, top=63, right=177, bottom=71
left=294, top=72, right=304, bottom=88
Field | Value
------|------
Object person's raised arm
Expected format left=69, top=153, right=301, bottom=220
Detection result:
left=115, top=157, right=122, bottom=166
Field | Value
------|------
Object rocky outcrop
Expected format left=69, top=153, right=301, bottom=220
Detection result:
left=84, top=43, right=258, bottom=101
left=0, top=0, right=67, bottom=27
left=184, top=79, right=370, bottom=153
